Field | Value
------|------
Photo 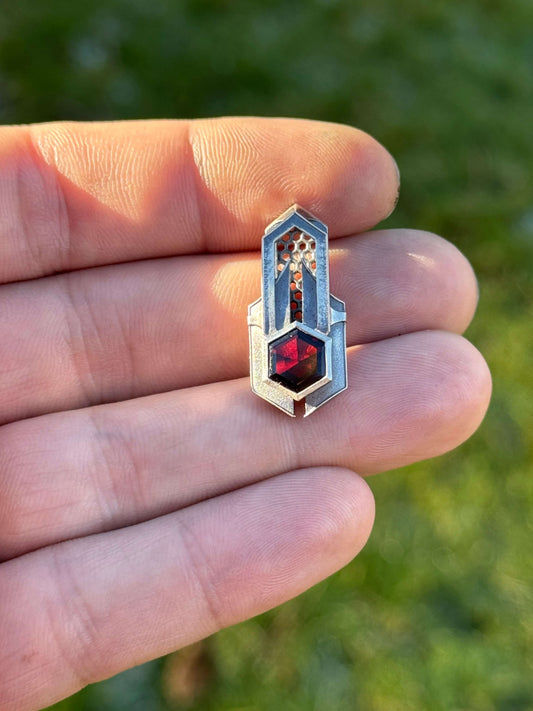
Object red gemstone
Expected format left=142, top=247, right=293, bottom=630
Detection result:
left=269, top=330, right=325, bottom=392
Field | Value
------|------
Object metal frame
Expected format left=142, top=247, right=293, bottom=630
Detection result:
left=248, top=205, right=347, bottom=417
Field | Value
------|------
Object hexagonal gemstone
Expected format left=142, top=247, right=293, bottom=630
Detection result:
left=269, top=330, right=325, bottom=393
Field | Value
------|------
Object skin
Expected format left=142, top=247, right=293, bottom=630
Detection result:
left=0, top=117, right=491, bottom=711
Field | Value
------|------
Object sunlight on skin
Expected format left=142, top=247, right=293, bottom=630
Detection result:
left=210, top=257, right=260, bottom=316
left=31, top=121, right=192, bottom=221
left=406, top=251, right=438, bottom=270
left=329, top=247, right=353, bottom=276
left=210, top=249, right=352, bottom=319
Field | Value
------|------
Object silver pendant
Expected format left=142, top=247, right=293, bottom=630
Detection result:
left=248, top=205, right=347, bottom=417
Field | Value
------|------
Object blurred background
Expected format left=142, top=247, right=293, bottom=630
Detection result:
left=2, top=0, right=532, bottom=709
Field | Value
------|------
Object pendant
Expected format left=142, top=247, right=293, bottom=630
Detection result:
left=248, top=205, right=347, bottom=416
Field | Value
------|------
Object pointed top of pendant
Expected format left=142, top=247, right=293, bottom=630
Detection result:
left=264, top=204, right=326, bottom=236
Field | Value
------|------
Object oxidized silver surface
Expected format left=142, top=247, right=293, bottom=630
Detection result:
left=248, top=205, right=347, bottom=416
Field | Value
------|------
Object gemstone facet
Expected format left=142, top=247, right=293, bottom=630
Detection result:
left=269, top=330, right=326, bottom=393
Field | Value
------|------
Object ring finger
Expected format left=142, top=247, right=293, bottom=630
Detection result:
left=0, top=329, right=491, bottom=559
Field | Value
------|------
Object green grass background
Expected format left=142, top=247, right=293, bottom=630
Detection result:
left=2, top=1, right=532, bottom=709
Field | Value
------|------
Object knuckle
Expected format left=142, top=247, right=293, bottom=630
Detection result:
left=46, top=546, right=104, bottom=687
left=15, top=127, right=72, bottom=276
left=177, top=518, right=228, bottom=632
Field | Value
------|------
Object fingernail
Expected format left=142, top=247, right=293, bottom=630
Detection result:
left=384, top=155, right=401, bottom=219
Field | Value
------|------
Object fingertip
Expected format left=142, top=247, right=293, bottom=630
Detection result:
left=328, top=467, right=376, bottom=557
left=297, top=122, right=401, bottom=236
left=289, top=467, right=376, bottom=570
left=342, top=129, right=401, bottom=231
left=191, top=117, right=401, bottom=246
left=445, top=334, right=492, bottom=439
left=382, top=331, right=492, bottom=461
left=407, top=230, right=480, bottom=334
left=204, top=466, right=376, bottom=624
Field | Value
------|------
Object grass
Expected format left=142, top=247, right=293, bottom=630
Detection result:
left=1, top=1, right=532, bottom=709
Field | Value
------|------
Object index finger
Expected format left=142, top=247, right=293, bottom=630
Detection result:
left=0, top=117, right=399, bottom=283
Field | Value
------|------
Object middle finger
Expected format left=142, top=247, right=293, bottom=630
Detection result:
left=0, top=228, right=477, bottom=424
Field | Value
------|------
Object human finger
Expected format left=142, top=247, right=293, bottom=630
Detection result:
left=0, top=467, right=374, bottom=711
left=0, top=229, right=477, bottom=425
left=0, top=117, right=399, bottom=283
left=0, top=331, right=491, bottom=559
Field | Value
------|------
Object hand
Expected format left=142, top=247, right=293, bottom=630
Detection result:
left=0, top=118, right=491, bottom=710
